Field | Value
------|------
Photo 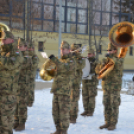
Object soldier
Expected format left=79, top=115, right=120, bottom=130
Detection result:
left=97, top=43, right=124, bottom=130
left=70, top=43, right=85, bottom=123
left=27, top=43, right=39, bottom=107
left=14, top=38, right=32, bottom=131
left=45, top=41, right=76, bottom=134
left=81, top=49, right=98, bottom=116
left=0, top=24, right=24, bottom=134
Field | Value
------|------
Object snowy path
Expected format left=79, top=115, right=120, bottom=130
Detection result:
left=13, top=88, right=134, bottom=134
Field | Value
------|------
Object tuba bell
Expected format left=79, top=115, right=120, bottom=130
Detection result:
left=97, top=21, right=134, bottom=79
left=39, top=59, right=57, bottom=81
left=109, top=21, right=134, bottom=58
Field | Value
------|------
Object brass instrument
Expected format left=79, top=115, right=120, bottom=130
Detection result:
left=39, top=59, right=57, bottom=81
left=97, top=21, right=134, bottom=79
left=40, top=45, right=87, bottom=81
left=0, top=22, right=10, bottom=41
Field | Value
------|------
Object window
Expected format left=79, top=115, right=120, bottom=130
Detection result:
left=0, top=0, right=10, bottom=14
left=38, top=42, right=44, bottom=51
left=129, top=47, right=133, bottom=56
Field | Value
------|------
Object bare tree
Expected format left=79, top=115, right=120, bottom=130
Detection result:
left=90, top=0, right=110, bottom=60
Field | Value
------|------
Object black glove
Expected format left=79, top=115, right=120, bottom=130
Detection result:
left=105, top=53, right=110, bottom=57
left=49, top=54, right=55, bottom=59
left=132, top=76, right=134, bottom=82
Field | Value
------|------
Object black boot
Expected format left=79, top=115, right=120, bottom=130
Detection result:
left=99, top=123, right=110, bottom=129
left=51, top=128, right=61, bottom=134
left=80, top=111, right=88, bottom=116
left=13, top=122, right=19, bottom=129
left=15, top=123, right=25, bottom=131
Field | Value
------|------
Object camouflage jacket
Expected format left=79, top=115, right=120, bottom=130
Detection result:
left=50, top=54, right=76, bottom=96
left=18, top=51, right=33, bottom=84
left=101, top=56, right=124, bottom=86
left=0, top=50, right=24, bottom=95
left=28, top=51, right=39, bottom=83
left=72, top=53, right=85, bottom=77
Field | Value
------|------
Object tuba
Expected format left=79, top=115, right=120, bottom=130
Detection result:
left=97, top=21, right=134, bottom=79
left=39, top=59, right=57, bottom=81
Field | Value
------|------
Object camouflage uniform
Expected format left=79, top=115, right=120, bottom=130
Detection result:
left=70, top=44, right=85, bottom=122
left=0, top=26, right=24, bottom=134
left=99, top=43, right=124, bottom=130
left=82, top=49, right=98, bottom=116
left=14, top=38, right=32, bottom=130
left=48, top=41, right=76, bottom=134
left=27, top=44, right=39, bottom=107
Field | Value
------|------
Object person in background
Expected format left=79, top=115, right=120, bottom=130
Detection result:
left=26, top=43, right=39, bottom=107
left=70, top=43, right=85, bottom=123
left=14, top=38, right=32, bottom=131
left=81, top=48, right=98, bottom=116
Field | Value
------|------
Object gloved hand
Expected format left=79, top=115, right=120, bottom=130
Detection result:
left=105, top=53, right=110, bottom=57
left=132, top=76, right=134, bottom=82
left=49, top=54, right=55, bottom=59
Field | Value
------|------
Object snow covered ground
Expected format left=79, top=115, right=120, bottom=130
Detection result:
left=13, top=72, right=134, bottom=134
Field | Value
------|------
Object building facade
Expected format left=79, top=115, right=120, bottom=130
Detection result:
left=0, top=0, right=134, bottom=70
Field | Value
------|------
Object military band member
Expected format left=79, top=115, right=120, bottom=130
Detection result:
left=27, top=43, right=39, bottom=107
left=14, top=38, right=32, bottom=131
left=0, top=24, right=24, bottom=134
left=70, top=43, right=85, bottom=123
left=81, top=49, right=98, bottom=116
left=48, top=41, right=76, bottom=134
left=97, top=43, right=124, bottom=130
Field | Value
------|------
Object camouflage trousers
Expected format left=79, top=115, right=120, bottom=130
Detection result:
left=14, top=83, right=29, bottom=124
left=0, top=95, right=17, bottom=134
left=52, top=94, right=70, bottom=131
left=82, top=80, right=97, bottom=113
left=70, top=78, right=81, bottom=119
left=27, top=82, right=35, bottom=106
left=102, top=84, right=121, bottom=125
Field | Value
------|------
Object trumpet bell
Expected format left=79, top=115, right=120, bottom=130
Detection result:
left=109, top=21, right=134, bottom=47
left=39, top=69, right=53, bottom=81
left=39, top=59, right=57, bottom=81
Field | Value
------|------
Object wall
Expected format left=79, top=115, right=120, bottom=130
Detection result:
left=12, top=30, right=134, bottom=70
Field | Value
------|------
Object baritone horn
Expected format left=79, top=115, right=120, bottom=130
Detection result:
left=39, top=58, right=57, bottom=81
left=97, top=21, right=134, bottom=79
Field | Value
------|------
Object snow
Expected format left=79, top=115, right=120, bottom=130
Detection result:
left=13, top=72, right=134, bottom=134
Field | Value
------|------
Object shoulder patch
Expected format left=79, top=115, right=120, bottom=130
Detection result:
left=15, top=51, right=19, bottom=54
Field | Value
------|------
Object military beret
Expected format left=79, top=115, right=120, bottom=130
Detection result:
left=107, top=42, right=117, bottom=51
left=18, top=38, right=27, bottom=47
left=87, top=48, right=95, bottom=54
left=60, top=41, right=70, bottom=49
left=70, top=44, right=82, bottom=51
